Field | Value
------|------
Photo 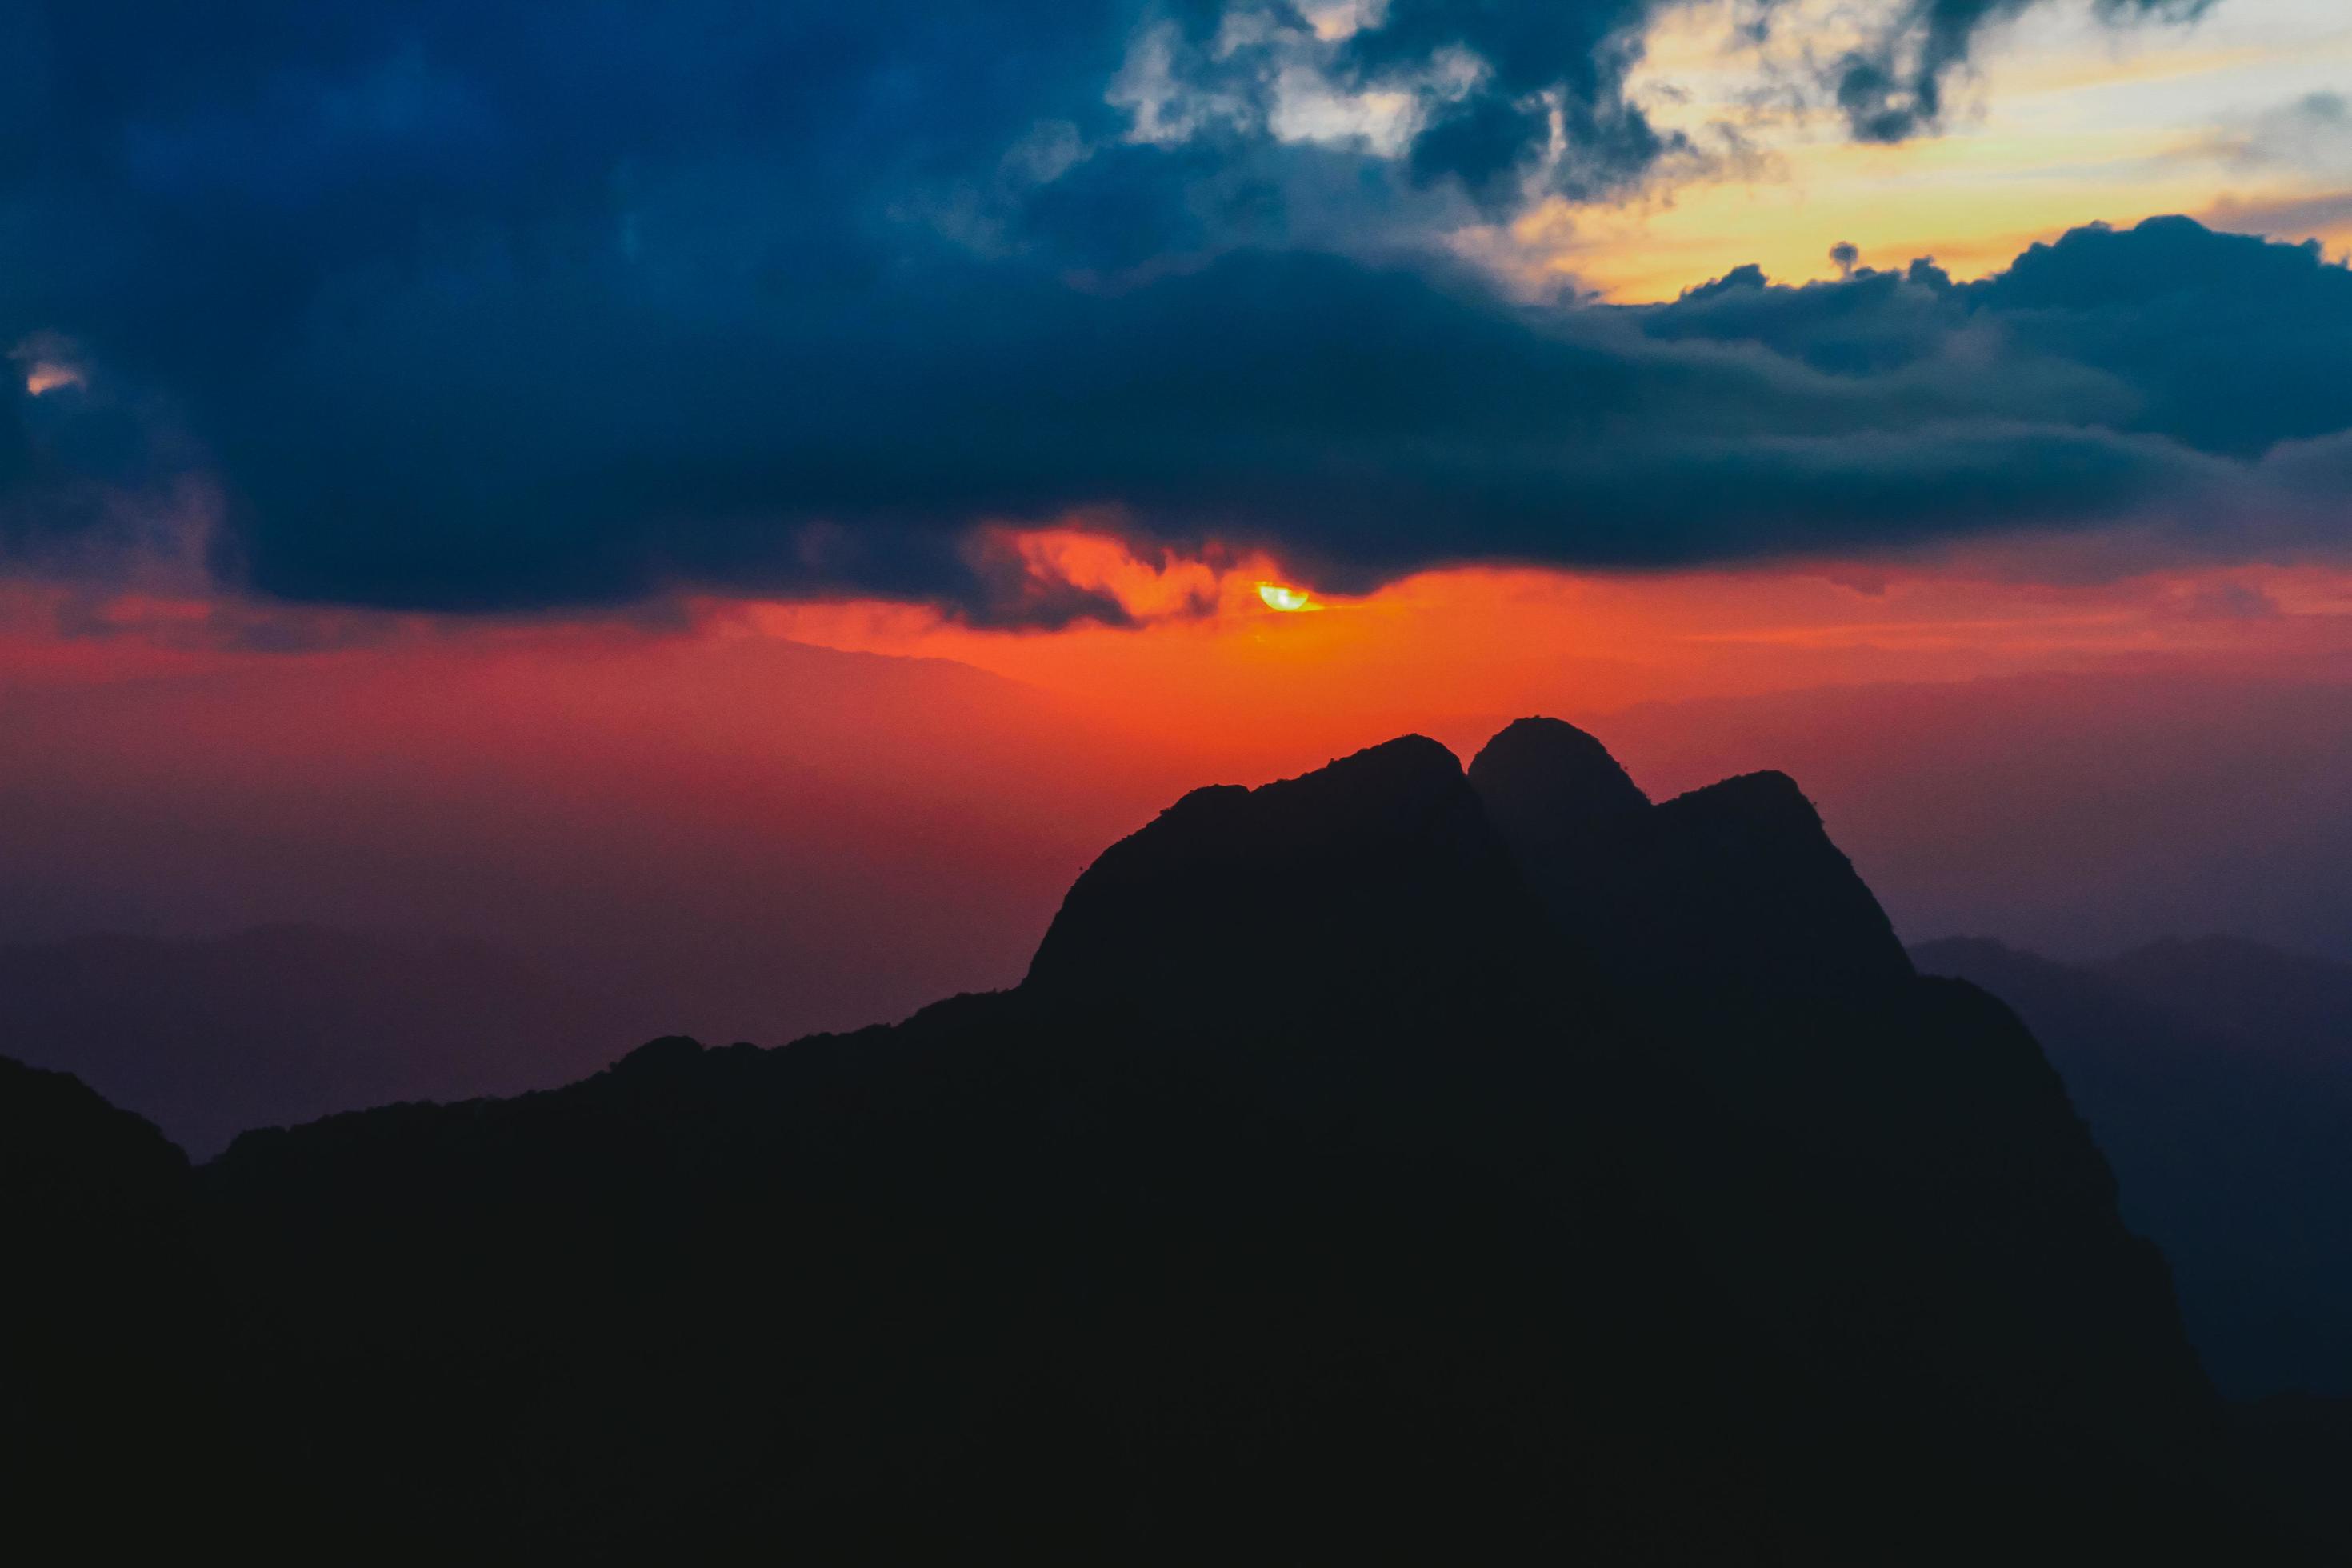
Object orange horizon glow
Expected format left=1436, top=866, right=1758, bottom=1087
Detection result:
left=702, top=528, right=2352, bottom=774
left=9, top=527, right=2351, bottom=1034
left=12, top=521, right=2352, bottom=781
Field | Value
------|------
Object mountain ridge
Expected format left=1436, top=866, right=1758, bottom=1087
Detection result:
left=6, top=720, right=2328, bottom=1561
left=0, top=922, right=631, bottom=1157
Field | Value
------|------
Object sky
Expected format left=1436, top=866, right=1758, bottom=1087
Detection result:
left=3, top=0, right=2350, bottom=1046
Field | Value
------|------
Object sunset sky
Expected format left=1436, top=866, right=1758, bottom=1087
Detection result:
left=5, top=0, right=2350, bottom=1042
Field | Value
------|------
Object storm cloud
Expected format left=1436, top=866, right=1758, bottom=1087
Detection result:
left=3, top=0, right=2338, bottom=623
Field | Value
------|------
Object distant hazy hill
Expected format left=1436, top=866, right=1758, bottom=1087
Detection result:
left=1912, top=935, right=2352, bottom=1397
left=6, top=724, right=2331, bottom=1561
left=0, top=925, right=628, bottom=1157
left=2096, top=937, right=2352, bottom=1087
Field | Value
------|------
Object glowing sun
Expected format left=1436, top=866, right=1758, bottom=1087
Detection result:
left=1256, top=582, right=1317, bottom=612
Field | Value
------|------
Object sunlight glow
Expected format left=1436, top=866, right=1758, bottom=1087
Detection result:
left=23, top=362, right=82, bottom=396
left=1257, top=582, right=1317, bottom=612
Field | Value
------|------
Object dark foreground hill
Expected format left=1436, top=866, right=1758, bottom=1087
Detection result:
left=3, top=722, right=2330, bottom=1561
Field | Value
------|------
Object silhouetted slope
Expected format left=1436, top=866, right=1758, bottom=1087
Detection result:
left=0, top=924, right=627, bottom=1156
left=2098, top=936, right=2352, bottom=1085
left=10, top=727, right=2326, bottom=1561
left=1914, top=936, right=2352, bottom=1396
left=1470, top=721, right=2225, bottom=1530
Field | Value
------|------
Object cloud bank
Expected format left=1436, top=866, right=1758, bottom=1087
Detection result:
left=5, top=0, right=2334, bottom=626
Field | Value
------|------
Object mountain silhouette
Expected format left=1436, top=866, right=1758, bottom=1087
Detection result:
left=4, top=723, right=2333, bottom=1561
left=1468, top=717, right=1911, bottom=1004
left=1026, top=734, right=1546, bottom=1019
left=1913, top=935, right=2352, bottom=1398
left=0, top=924, right=630, bottom=1157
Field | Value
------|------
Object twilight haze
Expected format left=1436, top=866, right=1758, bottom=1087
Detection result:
left=5, top=0, right=2352, bottom=1050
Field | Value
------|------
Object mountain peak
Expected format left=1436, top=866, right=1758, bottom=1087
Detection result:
left=1652, top=769, right=1835, bottom=846
left=1634, top=768, right=1913, bottom=998
left=1469, top=722, right=1910, bottom=1002
left=1466, top=718, right=1650, bottom=850
left=1673, top=766, right=1806, bottom=810
left=1268, top=732, right=1468, bottom=822
left=607, top=1035, right=706, bottom=1080
left=1022, top=734, right=1531, bottom=1018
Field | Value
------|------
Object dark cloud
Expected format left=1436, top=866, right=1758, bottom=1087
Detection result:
left=1647, top=218, right=2352, bottom=458
left=1338, top=0, right=1674, bottom=205
left=1830, top=0, right=2212, bottom=144
left=2, top=2, right=2345, bottom=624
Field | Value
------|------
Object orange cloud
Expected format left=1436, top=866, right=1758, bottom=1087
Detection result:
left=994, top=526, right=1225, bottom=622
left=22, top=361, right=83, bottom=396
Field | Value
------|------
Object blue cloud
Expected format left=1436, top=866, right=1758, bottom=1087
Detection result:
left=1, top=2, right=2342, bottom=622
left=1646, top=217, right=2352, bottom=458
